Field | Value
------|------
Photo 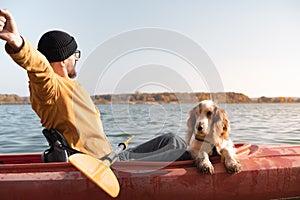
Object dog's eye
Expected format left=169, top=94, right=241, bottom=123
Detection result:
left=207, top=111, right=212, bottom=117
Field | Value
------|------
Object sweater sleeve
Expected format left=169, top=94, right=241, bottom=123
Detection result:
left=6, top=38, right=58, bottom=104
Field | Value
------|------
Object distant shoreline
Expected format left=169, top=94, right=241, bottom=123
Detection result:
left=0, top=92, right=299, bottom=105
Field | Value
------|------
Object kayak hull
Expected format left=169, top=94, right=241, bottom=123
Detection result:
left=0, top=143, right=300, bottom=200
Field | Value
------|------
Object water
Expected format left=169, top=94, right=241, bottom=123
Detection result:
left=0, top=103, right=299, bottom=154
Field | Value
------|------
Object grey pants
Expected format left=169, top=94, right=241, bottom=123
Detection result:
left=118, top=133, right=191, bottom=162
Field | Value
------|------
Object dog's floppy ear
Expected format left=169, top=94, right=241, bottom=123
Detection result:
left=222, top=116, right=230, bottom=140
left=210, top=107, right=230, bottom=141
left=186, top=104, right=200, bottom=145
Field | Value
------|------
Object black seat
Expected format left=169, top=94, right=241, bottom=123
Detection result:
left=42, top=129, right=81, bottom=162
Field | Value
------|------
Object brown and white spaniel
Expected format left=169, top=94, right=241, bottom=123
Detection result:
left=186, top=100, right=241, bottom=174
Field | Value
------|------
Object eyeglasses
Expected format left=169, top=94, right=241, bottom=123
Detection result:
left=74, top=50, right=81, bottom=59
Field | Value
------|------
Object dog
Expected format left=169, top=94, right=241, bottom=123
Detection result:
left=186, top=100, right=241, bottom=174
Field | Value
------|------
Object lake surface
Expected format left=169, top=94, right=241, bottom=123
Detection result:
left=0, top=103, right=299, bottom=154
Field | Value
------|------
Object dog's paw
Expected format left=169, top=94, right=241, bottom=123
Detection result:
left=196, top=157, right=214, bottom=174
left=225, top=159, right=242, bottom=174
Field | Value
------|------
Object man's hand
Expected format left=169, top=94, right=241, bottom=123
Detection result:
left=0, top=9, right=23, bottom=52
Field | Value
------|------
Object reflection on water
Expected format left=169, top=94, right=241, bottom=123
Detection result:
left=0, top=103, right=299, bottom=153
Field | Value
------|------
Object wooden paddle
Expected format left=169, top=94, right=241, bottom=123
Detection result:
left=69, top=136, right=134, bottom=198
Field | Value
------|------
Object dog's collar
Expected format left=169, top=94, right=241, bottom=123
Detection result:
left=194, top=136, right=216, bottom=150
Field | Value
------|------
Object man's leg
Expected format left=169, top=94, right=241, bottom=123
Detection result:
left=119, top=133, right=190, bottom=161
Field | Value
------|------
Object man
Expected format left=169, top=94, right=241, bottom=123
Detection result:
left=0, top=9, right=112, bottom=158
left=0, top=9, right=189, bottom=162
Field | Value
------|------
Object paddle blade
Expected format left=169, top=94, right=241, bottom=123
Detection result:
left=69, top=154, right=120, bottom=198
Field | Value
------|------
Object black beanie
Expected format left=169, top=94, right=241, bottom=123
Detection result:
left=37, top=30, right=78, bottom=62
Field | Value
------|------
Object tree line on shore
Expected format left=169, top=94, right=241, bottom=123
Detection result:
left=1, top=92, right=299, bottom=105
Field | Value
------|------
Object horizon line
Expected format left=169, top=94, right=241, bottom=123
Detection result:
left=0, top=92, right=299, bottom=99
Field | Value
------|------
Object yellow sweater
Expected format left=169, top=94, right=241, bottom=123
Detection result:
left=6, top=39, right=112, bottom=158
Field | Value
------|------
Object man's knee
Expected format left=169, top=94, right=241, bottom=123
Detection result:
left=160, top=132, right=187, bottom=149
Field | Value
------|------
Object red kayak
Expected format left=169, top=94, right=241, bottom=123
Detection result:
left=0, top=143, right=299, bottom=200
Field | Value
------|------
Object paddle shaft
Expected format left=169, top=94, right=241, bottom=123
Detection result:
left=105, top=136, right=134, bottom=164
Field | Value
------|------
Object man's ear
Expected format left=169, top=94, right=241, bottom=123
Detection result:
left=61, top=60, right=66, bottom=66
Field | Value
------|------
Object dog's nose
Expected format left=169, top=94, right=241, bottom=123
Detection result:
left=197, top=124, right=203, bottom=131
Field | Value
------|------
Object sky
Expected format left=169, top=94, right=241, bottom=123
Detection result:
left=1, top=0, right=300, bottom=98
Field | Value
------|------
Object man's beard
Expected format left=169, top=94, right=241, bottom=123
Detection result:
left=68, top=70, right=77, bottom=79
